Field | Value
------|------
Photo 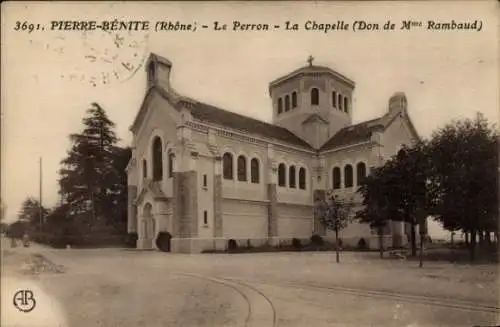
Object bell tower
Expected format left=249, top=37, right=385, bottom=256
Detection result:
left=269, top=56, right=355, bottom=149
left=145, top=53, right=173, bottom=91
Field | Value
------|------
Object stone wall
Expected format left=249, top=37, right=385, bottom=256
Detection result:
left=267, top=184, right=278, bottom=238
left=172, top=171, right=198, bottom=252
left=127, top=186, right=138, bottom=233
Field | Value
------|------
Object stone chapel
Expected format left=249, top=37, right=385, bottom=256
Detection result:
left=126, top=53, right=420, bottom=252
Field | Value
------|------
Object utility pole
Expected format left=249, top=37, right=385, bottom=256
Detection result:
left=39, top=157, right=43, bottom=232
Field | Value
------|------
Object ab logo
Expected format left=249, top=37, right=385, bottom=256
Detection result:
left=13, top=290, right=36, bottom=313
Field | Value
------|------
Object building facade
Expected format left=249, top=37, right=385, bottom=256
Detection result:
left=126, top=53, right=420, bottom=253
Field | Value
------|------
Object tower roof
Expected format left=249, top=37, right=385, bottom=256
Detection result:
left=269, top=62, right=355, bottom=94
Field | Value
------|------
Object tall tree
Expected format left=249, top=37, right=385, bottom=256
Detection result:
left=58, top=102, right=119, bottom=232
left=314, top=193, right=354, bottom=263
left=427, top=112, right=498, bottom=261
left=392, top=143, right=433, bottom=257
left=356, top=142, right=433, bottom=257
left=356, top=165, right=394, bottom=258
left=102, top=146, right=132, bottom=232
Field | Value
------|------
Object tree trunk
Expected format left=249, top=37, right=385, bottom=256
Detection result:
left=465, top=231, right=469, bottom=246
left=410, top=222, right=417, bottom=257
left=450, top=232, right=455, bottom=247
left=478, top=230, right=484, bottom=248
left=335, top=228, right=340, bottom=263
left=485, top=230, right=491, bottom=244
left=469, top=229, right=476, bottom=262
left=419, top=233, right=425, bottom=268
left=378, top=226, right=384, bottom=259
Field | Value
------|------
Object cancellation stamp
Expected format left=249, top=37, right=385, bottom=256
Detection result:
left=63, top=28, right=150, bottom=88
left=23, top=20, right=150, bottom=88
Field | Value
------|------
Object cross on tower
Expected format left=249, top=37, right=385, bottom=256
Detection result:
left=307, top=55, right=314, bottom=67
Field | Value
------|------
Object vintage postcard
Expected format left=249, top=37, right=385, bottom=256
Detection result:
left=1, top=1, right=499, bottom=327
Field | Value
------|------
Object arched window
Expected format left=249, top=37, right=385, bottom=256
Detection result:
left=168, top=151, right=175, bottom=178
left=142, top=159, right=148, bottom=179
left=356, top=162, right=367, bottom=185
left=237, top=155, right=247, bottom=182
left=223, top=153, right=233, bottom=180
left=344, top=97, right=349, bottom=113
left=332, top=167, right=341, bottom=189
left=292, top=92, right=297, bottom=108
left=285, top=95, right=290, bottom=112
left=289, top=166, right=296, bottom=188
left=344, top=164, right=353, bottom=188
left=152, top=137, right=163, bottom=181
left=277, top=98, right=283, bottom=114
left=338, top=94, right=343, bottom=111
left=311, top=88, right=319, bottom=105
left=250, top=158, right=259, bottom=183
left=278, top=163, right=286, bottom=187
left=299, top=167, right=306, bottom=190
left=332, top=91, right=337, bottom=108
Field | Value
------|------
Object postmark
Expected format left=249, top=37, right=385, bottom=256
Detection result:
left=28, top=28, right=149, bottom=88
left=64, top=29, right=150, bottom=87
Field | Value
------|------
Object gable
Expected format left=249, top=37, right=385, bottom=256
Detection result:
left=379, top=113, right=419, bottom=158
left=302, top=113, right=329, bottom=125
left=319, top=117, right=385, bottom=151
left=134, top=93, right=179, bottom=160
left=130, top=86, right=180, bottom=134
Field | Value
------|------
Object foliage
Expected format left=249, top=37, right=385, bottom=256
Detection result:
left=427, top=112, right=498, bottom=260
left=292, top=238, right=302, bottom=250
left=6, top=221, right=29, bottom=238
left=125, top=232, right=138, bottom=248
left=58, top=102, right=130, bottom=233
left=155, top=232, right=172, bottom=252
left=227, top=239, right=238, bottom=251
left=310, top=234, right=324, bottom=246
left=17, top=196, right=50, bottom=231
left=356, top=165, right=393, bottom=228
left=314, top=193, right=354, bottom=262
left=314, top=194, right=354, bottom=233
left=356, top=141, right=433, bottom=256
left=357, top=238, right=368, bottom=250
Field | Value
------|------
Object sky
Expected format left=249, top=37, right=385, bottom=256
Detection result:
left=1, top=1, right=498, bottom=224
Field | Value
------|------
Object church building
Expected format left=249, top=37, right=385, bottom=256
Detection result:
left=126, top=53, right=420, bottom=252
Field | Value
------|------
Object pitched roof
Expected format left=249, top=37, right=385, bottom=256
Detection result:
left=189, top=102, right=314, bottom=149
left=319, top=117, right=386, bottom=151
left=269, top=65, right=355, bottom=93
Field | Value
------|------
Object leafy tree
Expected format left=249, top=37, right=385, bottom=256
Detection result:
left=103, top=146, right=132, bottom=233
left=17, top=196, right=49, bottom=232
left=392, top=143, right=433, bottom=257
left=314, top=193, right=354, bottom=263
left=58, top=102, right=119, bottom=232
left=0, top=222, right=8, bottom=233
left=6, top=221, right=29, bottom=239
left=427, top=112, right=498, bottom=261
left=356, top=142, right=433, bottom=258
left=356, top=165, right=394, bottom=258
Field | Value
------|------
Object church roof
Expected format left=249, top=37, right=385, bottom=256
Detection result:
left=319, top=117, right=386, bottom=151
left=190, top=102, right=314, bottom=149
left=269, top=64, right=355, bottom=93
